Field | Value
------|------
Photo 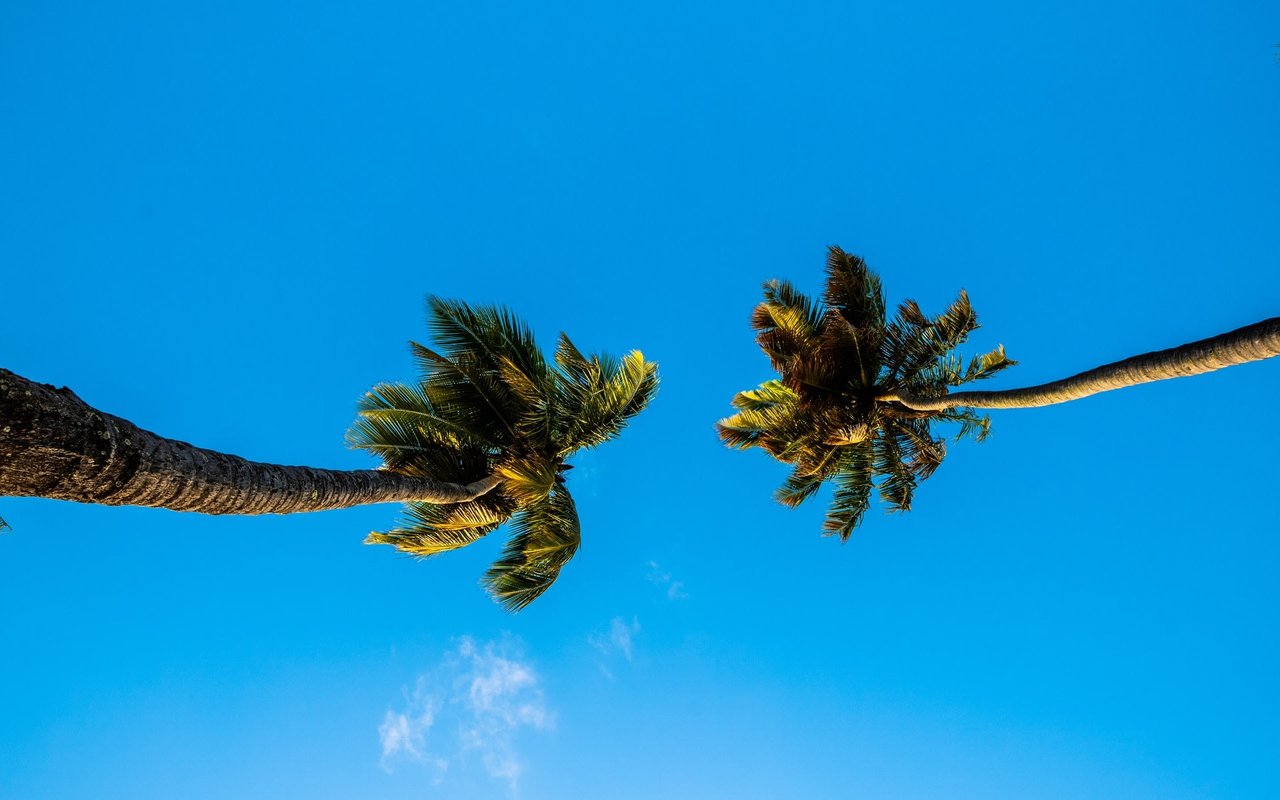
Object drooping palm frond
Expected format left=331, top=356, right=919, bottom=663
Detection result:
left=351, top=297, right=658, bottom=611
left=366, top=491, right=517, bottom=556
left=556, top=349, right=659, bottom=455
left=719, top=245, right=1014, bottom=537
left=496, top=456, right=559, bottom=507
left=483, top=478, right=581, bottom=612
left=822, top=442, right=875, bottom=540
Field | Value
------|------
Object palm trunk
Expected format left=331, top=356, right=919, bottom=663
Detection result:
left=880, top=317, right=1280, bottom=411
left=0, top=368, right=498, bottom=514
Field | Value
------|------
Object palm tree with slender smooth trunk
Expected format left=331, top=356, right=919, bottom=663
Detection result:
left=347, top=297, right=659, bottom=611
left=718, top=247, right=1279, bottom=536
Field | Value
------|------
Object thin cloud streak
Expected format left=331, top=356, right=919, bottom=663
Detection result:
left=646, top=560, right=687, bottom=600
left=590, top=616, right=641, bottom=678
left=378, top=635, right=552, bottom=794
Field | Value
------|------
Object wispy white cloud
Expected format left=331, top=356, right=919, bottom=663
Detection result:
left=609, top=617, right=639, bottom=661
left=379, top=636, right=552, bottom=794
left=378, top=679, right=440, bottom=764
left=590, top=616, right=641, bottom=677
left=646, top=560, right=687, bottom=600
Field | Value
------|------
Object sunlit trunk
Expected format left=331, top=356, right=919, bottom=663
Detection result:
left=0, top=368, right=498, bottom=514
left=880, top=317, right=1280, bottom=411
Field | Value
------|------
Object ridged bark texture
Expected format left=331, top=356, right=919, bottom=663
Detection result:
left=0, top=368, right=498, bottom=514
left=884, top=316, right=1280, bottom=411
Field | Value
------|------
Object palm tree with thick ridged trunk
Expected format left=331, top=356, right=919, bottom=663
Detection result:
left=0, top=368, right=499, bottom=514
left=348, top=297, right=658, bottom=611
left=718, top=247, right=1280, bottom=536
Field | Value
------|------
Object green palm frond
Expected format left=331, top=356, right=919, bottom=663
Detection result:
left=873, top=426, right=917, bottom=512
left=823, top=246, right=886, bottom=332
left=752, top=278, right=824, bottom=372
left=347, top=412, right=492, bottom=477
left=822, top=442, right=875, bottom=540
left=909, top=293, right=979, bottom=382
left=497, top=456, right=558, bottom=506
left=366, top=490, right=518, bottom=556
left=894, top=416, right=946, bottom=482
left=557, top=349, right=658, bottom=454
left=355, top=382, right=492, bottom=447
left=716, top=400, right=799, bottom=451
left=936, top=408, right=993, bottom=442
left=496, top=355, right=555, bottom=449
left=426, top=296, right=547, bottom=379
left=762, top=278, right=825, bottom=334
left=962, top=344, right=1016, bottom=383
left=408, top=343, right=523, bottom=444
left=483, top=481, right=581, bottom=611
left=729, top=379, right=797, bottom=411
left=775, top=466, right=825, bottom=508
left=553, top=332, right=593, bottom=383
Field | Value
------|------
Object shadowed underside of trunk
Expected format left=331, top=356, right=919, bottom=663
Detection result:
left=0, top=368, right=497, bottom=514
left=881, top=317, right=1280, bottom=411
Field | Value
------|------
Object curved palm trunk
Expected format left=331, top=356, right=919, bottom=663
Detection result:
left=0, top=368, right=498, bottom=514
left=880, top=317, right=1280, bottom=411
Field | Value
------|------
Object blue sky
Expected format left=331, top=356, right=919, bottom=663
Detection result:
left=2, top=2, right=1278, bottom=797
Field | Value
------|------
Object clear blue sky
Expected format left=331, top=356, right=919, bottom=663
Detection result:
left=2, top=2, right=1278, bottom=798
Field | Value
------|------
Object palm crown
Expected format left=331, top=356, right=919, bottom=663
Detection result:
left=717, top=247, right=1015, bottom=538
left=349, top=298, right=658, bottom=611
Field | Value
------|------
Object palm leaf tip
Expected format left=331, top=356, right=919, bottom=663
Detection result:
left=482, top=484, right=581, bottom=612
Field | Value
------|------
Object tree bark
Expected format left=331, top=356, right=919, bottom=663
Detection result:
left=879, top=317, right=1280, bottom=411
left=0, top=368, right=499, bottom=514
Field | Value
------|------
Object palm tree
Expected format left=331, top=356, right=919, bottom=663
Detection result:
left=347, top=297, right=658, bottom=611
left=0, top=367, right=498, bottom=514
left=718, top=246, right=1280, bottom=537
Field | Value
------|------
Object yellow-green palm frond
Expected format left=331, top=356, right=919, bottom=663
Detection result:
left=961, top=343, right=1016, bottom=383
left=872, top=425, right=917, bottom=512
left=354, top=382, right=493, bottom=448
left=751, top=278, right=824, bottom=373
left=497, top=456, right=558, bottom=507
left=366, top=489, right=519, bottom=556
left=729, top=379, right=797, bottom=411
left=823, top=246, right=886, bottom=332
left=822, top=442, right=876, bottom=540
left=426, top=296, right=547, bottom=379
left=553, top=332, right=591, bottom=381
left=716, top=394, right=800, bottom=452
left=936, top=408, right=994, bottom=442
left=496, top=355, right=555, bottom=450
left=408, top=343, right=523, bottom=445
left=483, top=481, right=581, bottom=612
left=775, top=466, right=826, bottom=508
left=347, top=410, right=492, bottom=477
left=882, top=292, right=981, bottom=386
left=556, top=349, right=658, bottom=455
